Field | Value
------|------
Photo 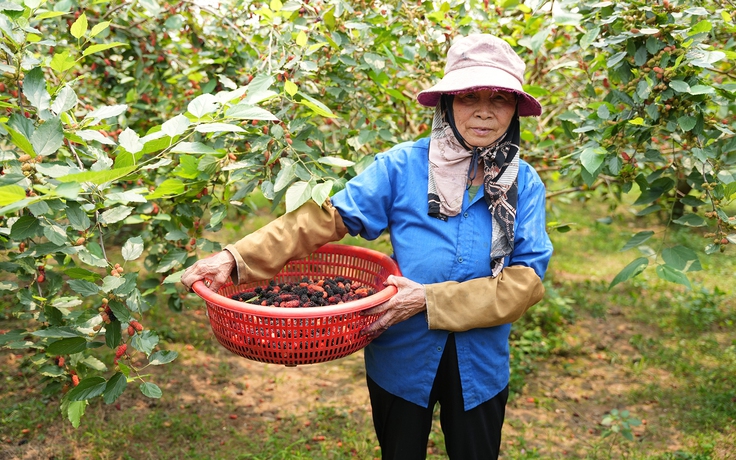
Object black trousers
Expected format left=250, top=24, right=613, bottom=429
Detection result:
left=367, top=334, right=509, bottom=460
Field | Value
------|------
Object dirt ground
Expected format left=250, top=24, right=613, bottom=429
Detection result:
left=2, top=306, right=734, bottom=460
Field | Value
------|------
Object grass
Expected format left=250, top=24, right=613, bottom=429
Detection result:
left=2, top=193, right=735, bottom=459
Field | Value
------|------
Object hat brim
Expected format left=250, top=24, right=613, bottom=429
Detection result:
left=417, top=65, right=542, bottom=117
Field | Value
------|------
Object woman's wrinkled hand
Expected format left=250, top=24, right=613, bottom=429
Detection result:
left=360, top=275, right=426, bottom=338
left=180, top=250, right=236, bottom=293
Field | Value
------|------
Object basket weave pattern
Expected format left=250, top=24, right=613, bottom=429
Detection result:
left=197, top=244, right=400, bottom=366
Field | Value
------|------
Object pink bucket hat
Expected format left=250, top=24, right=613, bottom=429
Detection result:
left=417, top=34, right=542, bottom=117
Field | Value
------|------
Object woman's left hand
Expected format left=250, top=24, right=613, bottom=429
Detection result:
left=360, top=275, right=426, bottom=338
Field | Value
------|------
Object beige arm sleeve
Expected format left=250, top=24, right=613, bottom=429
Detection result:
left=424, top=265, right=545, bottom=332
left=223, top=198, right=348, bottom=284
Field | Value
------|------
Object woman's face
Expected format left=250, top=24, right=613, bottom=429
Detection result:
left=452, top=89, right=517, bottom=147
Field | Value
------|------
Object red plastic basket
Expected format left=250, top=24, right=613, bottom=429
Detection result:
left=192, top=243, right=401, bottom=366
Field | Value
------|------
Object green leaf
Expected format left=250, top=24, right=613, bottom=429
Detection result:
left=66, top=202, right=91, bottom=231
left=105, top=190, right=147, bottom=205
left=23, top=67, right=51, bottom=112
left=70, top=12, right=88, bottom=38
left=82, top=42, right=127, bottom=56
left=122, top=236, right=144, bottom=261
left=10, top=215, right=41, bottom=239
left=689, top=19, right=712, bottom=35
left=83, top=104, right=128, bottom=125
left=677, top=115, right=697, bottom=132
left=131, top=330, right=159, bottom=356
left=0, top=185, right=26, bottom=206
left=51, top=85, right=78, bottom=115
left=107, top=299, right=131, bottom=324
left=170, top=141, right=218, bottom=154
left=2, top=124, right=36, bottom=157
left=118, top=128, right=143, bottom=155
left=225, top=104, right=279, bottom=121
left=31, top=327, right=82, bottom=339
left=66, top=376, right=107, bottom=401
left=162, top=269, right=183, bottom=284
left=607, top=51, right=627, bottom=68
left=36, top=11, right=68, bottom=19
left=296, top=92, right=336, bottom=118
left=140, top=382, right=162, bottom=399
left=317, top=156, right=355, bottom=168
left=195, top=123, right=245, bottom=134
left=609, top=257, right=649, bottom=289
left=57, top=166, right=137, bottom=185
left=53, top=181, right=81, bottom=200
left=672, top=213, right=706, bottom=227
left=78, top=248, right=108, bottom=268
left=273, top=162, right=295, bottom=192
left=296, top=30, right=307, bottom=47
left=620, top=231, right=655, bottom=251
left=31, top=117, right=64, bottom=157
left=102, top=372, right=128, bottom=404
left=99, top=205, right=133, bottom=225
left=552, top=7, right=582, bottom=25
left=717, top=170, right=736, bottom=185
left=149, top=350, right=178, bottom=365
left=39, top=364, right=65, bottom=377
left=311, top=180, right=334, bottom=206
left=64, top=267, right=101, bottom=282
left=243, top=74, right=277, bottom=105
left=634, top=46, right=648, bottom=67
left=285, top=181, right=312, bottom=213
left=172, top=155, right=200, bottom=179
left=633, top=178, right=674, bottom=206
left=688, top=84, right=715, bottom=95
left=145, top=178, right=185, bottom=199
left=217, top=74, right=238, bottom=90
left=43, top=223, right=67, bottom=245
left=46, top=337, right=88, bottom=355
left=187, top=94, right=220, bottom=119
left=50, top=49, right=76, bottom=73
left=156, top=249, right=188, bottom=273
left=209, top=205, right=227, bottom=227
left=580, top=147, right=606, bottom=174
left=105, top=319, right=121, bottom=348
left=662, top=245, right=702, bottom=272
left=158, top=114, right=189, bottom=138
left=101, top=276, right=125, bottom=293
left=67, top=400, right=87, bottom=428
left=117, top=362, right=131, bottom=378
left=89, top=20, right=111, bottom=38
left=669, top=80, right=690, bottom=93
left=655, top=264, right=691, bottom=289
left=113, top=273, right=138, bottom=297
left=67, top=279, right=100, bottom=296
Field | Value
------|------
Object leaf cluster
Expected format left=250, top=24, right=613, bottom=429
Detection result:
left=0, top=0, right=734, bottom=426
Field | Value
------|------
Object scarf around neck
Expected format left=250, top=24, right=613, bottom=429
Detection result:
left=427, top=98, right=520, bottom=277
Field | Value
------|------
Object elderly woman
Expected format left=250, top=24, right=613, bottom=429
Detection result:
left=182, top=34, right=553, bottom=460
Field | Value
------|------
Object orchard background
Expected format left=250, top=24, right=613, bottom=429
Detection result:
left=0, top=0, right=735, bottom=457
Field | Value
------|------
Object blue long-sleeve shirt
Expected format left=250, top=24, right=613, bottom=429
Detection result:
left=331, top=136, right=553, bottom=410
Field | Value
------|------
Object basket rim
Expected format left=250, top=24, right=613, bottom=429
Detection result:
left=192, top=243, right=400, bottom=318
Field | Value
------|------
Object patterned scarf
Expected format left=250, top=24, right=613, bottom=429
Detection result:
left=427, top=97, right=520, bottom=278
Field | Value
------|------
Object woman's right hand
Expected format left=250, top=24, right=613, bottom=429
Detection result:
left=180, top=250, right=236, bottom=293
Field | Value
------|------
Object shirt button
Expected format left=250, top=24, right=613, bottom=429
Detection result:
left=463, top=212, right=469, bottom=218
left=437, top=347, right=442, bottom=352
left=457, top=257, right=463, bottom=263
